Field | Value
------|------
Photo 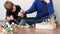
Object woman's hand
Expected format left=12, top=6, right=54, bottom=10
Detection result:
left=44, top=0, right=50, bottom=4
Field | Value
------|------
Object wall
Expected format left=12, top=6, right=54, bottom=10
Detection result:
left=53, top=0, right=60, bottom=23
left=0, top=0, right=6, bottom=19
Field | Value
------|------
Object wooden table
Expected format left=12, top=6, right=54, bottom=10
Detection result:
left=17, top=27, right=60, bottom=34
left=0, top=27, right=60, bottom=34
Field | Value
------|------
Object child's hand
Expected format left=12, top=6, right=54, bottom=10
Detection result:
left=10, top=15, right=14, bottom=20
left=0, top=19, right=6, bottom=22
left=18, top=9, right=25, bottom=17
left=7, top=17, right=11, bottom=21
left=0, top=20, right=3, bottom=22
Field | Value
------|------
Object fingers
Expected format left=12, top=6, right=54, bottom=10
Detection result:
left=19, top=9, right=25, bottom=17
left=20, top=9, right=25, bottom=14
left=6, top=17, right=11, bottom=21
left=10, top=15, right=14, bottom=20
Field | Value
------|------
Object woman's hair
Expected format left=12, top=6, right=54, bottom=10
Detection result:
left=4, top=1, right=14, bottom=11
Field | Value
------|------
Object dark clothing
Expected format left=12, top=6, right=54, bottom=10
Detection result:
left=6, top=5, right=26, bottom=25
left=6, top=5, right=21, bottom=19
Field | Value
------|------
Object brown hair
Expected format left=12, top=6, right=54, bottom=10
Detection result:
left=4, top=1, right=14, bottom=11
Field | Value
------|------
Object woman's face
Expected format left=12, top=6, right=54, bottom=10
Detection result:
left=40, top=0, right=50, bottom=3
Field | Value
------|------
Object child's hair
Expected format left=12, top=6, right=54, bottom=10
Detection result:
left=4, top=1, right=14, bottom=11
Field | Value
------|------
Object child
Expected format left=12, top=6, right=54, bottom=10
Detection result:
left=4, top=1, right=26, bottom=25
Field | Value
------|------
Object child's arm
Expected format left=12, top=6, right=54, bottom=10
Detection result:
left=6, top=15, right=14, bottom=21
left=18, top=9, right=25, bottom=17
left=6, top=11, right=14, bottom=21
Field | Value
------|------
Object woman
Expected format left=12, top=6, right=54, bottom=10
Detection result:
left=21, top=0, right=54, bottom=27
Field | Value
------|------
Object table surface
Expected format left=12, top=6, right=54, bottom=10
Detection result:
left=17, top=28, right=60, bottom=34
left=0, top=27, right=60, bottom=34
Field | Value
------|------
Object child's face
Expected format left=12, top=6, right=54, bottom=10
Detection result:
left=12, top=6, right=16, bottom=12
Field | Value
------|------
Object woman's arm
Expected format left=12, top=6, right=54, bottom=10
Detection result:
left=25, top=0, right=38, bottom=14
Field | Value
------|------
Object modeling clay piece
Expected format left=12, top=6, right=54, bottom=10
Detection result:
left=7, top=28, right=11, bottom=32
left=0, top=27, right=3, bottom=31
left=20, top=19, right=26, bottom=26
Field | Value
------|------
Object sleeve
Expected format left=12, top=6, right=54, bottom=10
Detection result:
left=16, top=5, right=27, bottom=18
left=16, top=5, right=21, bottom=12
left=47, top=0, right=54, bottom=15
left=25, top=0, right=38, bottom=14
